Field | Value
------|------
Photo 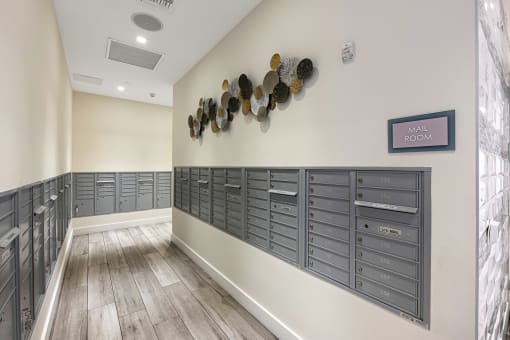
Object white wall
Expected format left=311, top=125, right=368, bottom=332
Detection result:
left=0, top=0, right=72, bottom=192
left=173, top=1, right=477, bottom=339
left=72, top=91, right=172, bottom=172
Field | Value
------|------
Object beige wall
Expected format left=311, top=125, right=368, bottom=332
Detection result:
left=0, top=0, right=72, bottom=192
left=173, top=1, right=477, bottom=340
left=72, top=92, right=172, bottom=172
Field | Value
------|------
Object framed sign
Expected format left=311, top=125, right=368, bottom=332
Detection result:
left=388, top=110, right=455, bottom=153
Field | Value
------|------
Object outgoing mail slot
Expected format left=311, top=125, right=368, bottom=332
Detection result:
left=309, top=234, right=349, bottom=256
left=308, top=245, right=349, bottom=271
left=356, top=188, right=418, bottom=208
left=309, top=209, right=349, bottom=228
left=309, top=258, right=350, bottom=285
left=270, top=211, right=297, bottom=227
left=271, top=201, right=297, bottom=216
left=309, top=171, right=350, bottom=186
left=357, top=217, right=419, bottom=244
left=356, top=248, right=418, bottom=279
left=356, top=233, right=418, bottom=261
left=356, top=172, right=419, bottom=191
left=270, top=221, right=297, bottom=239
left=309, top=184, right=349, bottom=200
left=357, top=206, right=421, bottom=227
left=309, top=197, right=349, bottom=214
left=309, top=221, right=350, bottom=242
left=270, top=170, right=298, bottom=182
left=270, top=181, right=297, bottom=193
left=356, top=277, right=418, bottom=316
left=356, top=262, right=418, bottom=297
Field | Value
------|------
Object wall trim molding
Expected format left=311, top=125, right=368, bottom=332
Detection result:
left=30, top=225, right=74, bottom=340
left=72, top=214, right=172, bottom=235
left=172, top=234, right=303, bottom=340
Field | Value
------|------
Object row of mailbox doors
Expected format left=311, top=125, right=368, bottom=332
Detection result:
left=174, top=167, right=431, bottom=327
left=73, top=172, right=172, bottom=217
left=0, top=174, right=72, bottom=340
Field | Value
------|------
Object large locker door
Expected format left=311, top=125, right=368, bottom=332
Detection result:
left=65, top=174, right=71, bottom=232
left=19, top=187, right=34, bottom=338
left=73, top=174, right=94, bottom=217
left=156, top=172, right=172, bottom=208
left=49, top=179, right=58, bottom=270
left=174, top=168, right=181, bottom=209
left=43, top=182, right=51, bottom=286
left=225, top=168, right=243, bottom=239
left=32, top=185, right=45, bottom=316
left=137, top=173, right=154, bottom=210
left=0, top=193, right=19, bottom=340
left=190, top=168, right=199, bottom=217
left=95, top=173, right=116, bottom=215
left=56, top=177, right=64, bottom=253
left=119, top=173, right=136, bottom=212
left=198, top=168, right=210, bottom=223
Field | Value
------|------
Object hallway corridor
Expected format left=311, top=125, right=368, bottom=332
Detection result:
left=50, top=224, right=276, bottom=340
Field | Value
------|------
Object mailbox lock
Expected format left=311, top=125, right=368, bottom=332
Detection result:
left=357, top=281, right=363, bottom=287
left=358, top=178, right=363, bottom=184
left=309, top=200, right=314, bottom=205
left=359, top=251, right=363, bottom=257
left=309, top=260, right=314, bottom=266
left=310, top=236, right=314, bottom=242
left=357, top=193, right=363, bottom=199
left=309, top=248, right=314, bottom=254
left=310, top=176, right=315, bottom=181
left=358, top=267, right=363, bottom=273
left=358, top=237, right=363, bottom=243
left=309, top=212, right=314, bottom=218
left=364, top=224, right=369, bottom=229
left=270, top=214, right=274, bottom=219
left=310, top=188, right=314, bottom=193
left=309, top=224, right=314, bottom=230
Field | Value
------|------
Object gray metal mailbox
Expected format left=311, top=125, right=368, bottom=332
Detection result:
left=211, top=169, right=226, bottom=230
left=95, top=173, right=116, bottom=215
left=73, top=173, right=95, bottom=217
left=156, top=172, right=172, bottom=208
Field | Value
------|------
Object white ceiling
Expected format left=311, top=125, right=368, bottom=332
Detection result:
left=53, top=0, right=261, bottom=106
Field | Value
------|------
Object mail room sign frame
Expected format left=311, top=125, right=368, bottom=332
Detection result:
left=388, top=110, right=456, bottom=153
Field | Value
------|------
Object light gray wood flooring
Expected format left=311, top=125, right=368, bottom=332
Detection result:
left=50, top=223, right=277, bottom=340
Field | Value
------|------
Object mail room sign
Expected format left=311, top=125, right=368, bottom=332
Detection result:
left=388, top=110, right=455, bottom=153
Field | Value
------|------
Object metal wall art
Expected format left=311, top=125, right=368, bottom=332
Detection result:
left=187, top=54, right=315, bottom=139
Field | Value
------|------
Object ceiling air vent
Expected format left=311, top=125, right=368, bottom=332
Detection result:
left=138, top=0, right=174, bottom=10
left=72, top=73, right=103, bottom=86
left=106, top=39, right=164, bottom=71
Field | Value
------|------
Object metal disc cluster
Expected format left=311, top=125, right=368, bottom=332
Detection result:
left=189, top=53, right=314, bottom=139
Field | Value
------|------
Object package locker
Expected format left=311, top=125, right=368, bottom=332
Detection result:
left=156, top=172, right=172, bottom=209
left=19, top=187, right=34, bottom=338
left=176, top=168, right=190, bottom=213
left=32, top=184, right=45, bottom=316
left=198, top=168, right=211, bottom=223
left=225, top=169, right=243, bottom=239
left=57, top=177, right=65, bottom=253
left=190, top=168, right=200, bottom=217
left=119, top=173, right=137, bottom=212
left=353, top=171, right=423, bottom=319
left=73, top=173, right=94, bottom=217
left=211, top=169, right=226, bottom=230
left=0, top=193, right=19, bottom=340
left=95, top=173, right=116, bottom=215
left=43, top=182, right=51, bottom=286
left=137, top=173, right=154, bottom=211
left=306, top=170, right=351, bottom=286
left=49, top=180, right=58, bottom=270
left=268, top=169, right=300, bottom=264
left=246, top=169, right=270, bottom=250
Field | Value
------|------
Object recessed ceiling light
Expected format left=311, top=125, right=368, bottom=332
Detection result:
left=136, top=36, right=147, bottom=44
left=117, top=85, right=125, bottom=92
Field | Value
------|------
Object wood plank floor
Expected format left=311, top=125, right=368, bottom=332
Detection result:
left=50, top=223, right=277, bottom=340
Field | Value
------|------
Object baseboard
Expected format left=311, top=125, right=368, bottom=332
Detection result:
left=171, top=234, right=303, bottom=340
left=30, top=226, right=74, bottom=340
left=72, top=214, right=172, bottom=235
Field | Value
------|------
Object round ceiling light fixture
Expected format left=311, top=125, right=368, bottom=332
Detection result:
left=131, top=13, right=163, bottom=32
